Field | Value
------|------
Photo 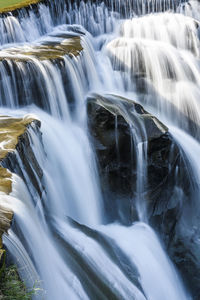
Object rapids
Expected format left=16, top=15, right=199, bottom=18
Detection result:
left=1, top=0, right=200, bottom=299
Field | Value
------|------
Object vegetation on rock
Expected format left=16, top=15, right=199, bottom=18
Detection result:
left=0, top=265, right=35, bottom=300
left=0, top=1, right=41, bottom=13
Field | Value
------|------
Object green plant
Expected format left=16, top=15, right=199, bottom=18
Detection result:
left=0, top=265, right=37, bottom=300
left=0, top=1, right=41, bottom=13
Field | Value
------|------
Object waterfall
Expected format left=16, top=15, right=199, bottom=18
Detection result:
left=106, top=10, right=200, bottom=138
left=0, top=0, right=189, bottom=45
left=2, top=175, right=90, bottom=300
left=100, top=222, right=190, bottom=300
left=1, top=0, right=200, bottom=299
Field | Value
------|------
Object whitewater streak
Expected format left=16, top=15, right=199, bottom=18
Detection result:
left=1, top=0, right=200, bottom=299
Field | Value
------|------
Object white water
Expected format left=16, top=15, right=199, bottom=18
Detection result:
left=1, top=0, right=199, bottom=299
left=36, top=111, right=103, bottom=226
left=0, top=0, right=189, bottom=45
left=101, top=222, right=190, bottom=300
left=106, top=9, right=200, bottom=138
left=121, top=13, right=200, bottom=55
left=2, top=175, right=89, bottom=300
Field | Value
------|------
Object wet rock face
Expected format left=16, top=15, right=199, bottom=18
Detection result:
left=0, top=116, right=37, bottom=251
left=87, top=93, right=186, bottom=224
left=0, top=116, right=44, bottom=202
left=0, top=36, right=83, bottom=61
left=88, top=98, right=133, bottom=223
left=0, top=115, right=44, bottom=273
left=0, top=205, right=13, bottom=249
left=169, top=226, right=200, bottom=300
left=87, top=93, right=199, bottom=296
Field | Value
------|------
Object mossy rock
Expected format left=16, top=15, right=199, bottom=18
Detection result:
left=0, top=115, right=39, bottom=250
left=0, top=115, right=42, bottom=299
left=0, top=37, right=83, bottom=62
left=0, top=168, right=12, bottom=195
left=0, top=115, right=37, bottom=161
left=0, top=0, right=41, bottom=14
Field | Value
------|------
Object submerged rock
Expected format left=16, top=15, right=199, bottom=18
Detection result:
left=0, top=115, right=38, bottom=160
left=53, top=216, right=146, bottom=300
left=0, top=205, right=13, bottom=250
left=0, top=1, right=41, bottom=14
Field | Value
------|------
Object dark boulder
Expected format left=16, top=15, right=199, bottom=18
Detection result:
left=87, top=93, right=188, bottom=224
left=87, top=93, right=200, bottom=297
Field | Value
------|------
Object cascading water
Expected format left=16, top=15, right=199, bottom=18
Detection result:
left=1, top=0, right=200, bottom=299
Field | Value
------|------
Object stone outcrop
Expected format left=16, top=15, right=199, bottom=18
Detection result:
left=0, top=35, right=83, bottom=61
left=0, top=0, right=41, bottom=14
left=87, top=93, right=199, bottom=297
left=0, top=115, right=42, bottom=275
left=87, top=93, right=187, bottom=223
left=0, top=115, right=43, bottom=202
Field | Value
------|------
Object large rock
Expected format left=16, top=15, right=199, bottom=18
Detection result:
left=0, top=115, right=43, bottom=252
left=87, top=93, right=187, bottom=223
left=87, top=93, right=200, bottom=297
left=0, top=35, right=83, bottom=61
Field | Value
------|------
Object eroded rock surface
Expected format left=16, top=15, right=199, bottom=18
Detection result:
left=0, top=115, right=43, bottom=273
left=0, top=35, right=83, bottom=61
left=87, top=93, right=184, bottom=222
left=87, top=93, right=200, bottom=297
left=0, top=115, right=43, bottom=202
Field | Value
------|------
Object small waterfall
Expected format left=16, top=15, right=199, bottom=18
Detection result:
left=121, top=13, right=200, bottom=55
left=0, top=26, right=101, bottom=115
left=106, top=12, right=200, bottom=138
left=2, top=175, right=90, bottom=300
left=33, top=110, right=103, bottom=226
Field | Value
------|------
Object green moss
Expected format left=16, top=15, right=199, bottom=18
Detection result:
left=0, top=0, right=41, bottom=13
left=0, top=265, right=36, bottom=300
